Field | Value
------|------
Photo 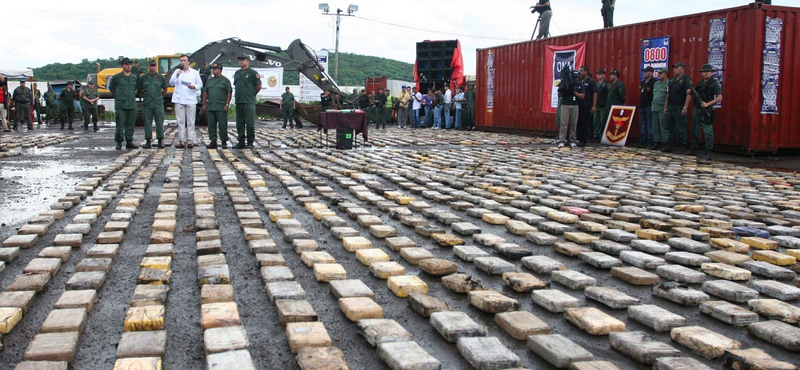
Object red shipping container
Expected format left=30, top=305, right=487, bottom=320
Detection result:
left=475, top=2, right=800, bottom=153
left=365, top=76, right=388, bottom=94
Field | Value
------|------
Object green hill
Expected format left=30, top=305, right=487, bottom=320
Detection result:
left=32, top=53, right=413, bottom=87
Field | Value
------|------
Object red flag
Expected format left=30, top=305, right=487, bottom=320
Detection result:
left=449, top=40, right=465, bottom=90
left=413, top=61, right=419, bottom=91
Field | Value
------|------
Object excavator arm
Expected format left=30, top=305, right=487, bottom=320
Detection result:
left=188, top=37, right=344, bottom=97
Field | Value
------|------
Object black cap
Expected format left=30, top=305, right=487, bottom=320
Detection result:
left=672, top=62, right=686, bottom=68
left=609, top=69, right=620, bottom=76
left=571, top=70, right=580, bottom=76
left=596, top=68, right=606, bottom=74
left=212, top=63, right=223, bottom=70
left=120, top=57, right=132, bottom=65
left=700, top=64, right=714, bottom=72
left=148, top=60, right=157, bottom=66
left=643, top=66, right=654, bottom=72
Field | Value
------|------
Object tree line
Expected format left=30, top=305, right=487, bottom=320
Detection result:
left=32, top=53, right=414, bottom=86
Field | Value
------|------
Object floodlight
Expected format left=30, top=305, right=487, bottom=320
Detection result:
left=319, top=3, right=329, bottom=12
left=347, top=4, right=358, bottom=13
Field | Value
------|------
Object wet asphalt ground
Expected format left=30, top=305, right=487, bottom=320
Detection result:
left=0, top=119, right=799, bottom=370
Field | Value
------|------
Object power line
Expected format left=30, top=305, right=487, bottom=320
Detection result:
left=353, top=15, right=522, bottom=42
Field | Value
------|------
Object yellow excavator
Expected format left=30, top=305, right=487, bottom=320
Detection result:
left=88, top=37, right=343, bottom=126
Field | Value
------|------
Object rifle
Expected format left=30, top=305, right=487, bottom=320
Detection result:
left=690, top=87, right=712, bottom=119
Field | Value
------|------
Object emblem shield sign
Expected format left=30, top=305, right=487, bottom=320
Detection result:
left=601, top=105, right=637, bottom=146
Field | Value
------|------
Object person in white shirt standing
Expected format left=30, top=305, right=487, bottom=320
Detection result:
left=169, top=54, right=203, bottom=148
left=411, top=87, right=422, bottom=129
left=443, top=85, right=453, bottom=129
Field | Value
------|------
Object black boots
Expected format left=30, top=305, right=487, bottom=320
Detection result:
left=144, top=140, right=152, bottom=149
left=126, top=141, right=138, bottom=149
left=157, top=139, right=164, bottom=149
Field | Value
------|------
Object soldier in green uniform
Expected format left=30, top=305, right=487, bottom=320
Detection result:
left=137, top=59, right=168, bottom=148
left=32, top=83, right=43, bottom=125
left=109, top=57, right=139, bottom=149
left=12, top=80, right=32, bottom=130
left=58, top=82, right=77, bottom=129
left=44, top=84, right=58, bottom=124
left=346, top=88, right=358, bottom=109
left=606, top=69, right=626, bottom=108
left=80, top=81, right=100, bottom=131
left=465, top=84, right=476, bottom=130
left=233, top=53, right=261, bottom=149
left=661, top=62, right=693, bottom=154
left=649, top=67, right=669, bottom=150
left=591, top=68, right=608, bottom=142
left=691, top=64, right=723, bottom=160
left=201, top=63, right=232, bottom=149
left=280, top=87, right=295, bottom=129
left=131, top=60, right=143, bottom=77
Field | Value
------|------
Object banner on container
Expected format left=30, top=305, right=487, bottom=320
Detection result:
left=708, top=17, right=726, bottom=108
left=487, top=51, right=494, bottom=109
left=300, top=50, right=328, bottom=102
left=601, top=105, right=637, bottom=146
left=542, top=43, right=585, bottom=114
left=761, top=17, right=781, bottom=114
left=640, top=37, right=670, bottom=82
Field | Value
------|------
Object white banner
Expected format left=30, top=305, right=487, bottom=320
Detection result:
left=222, top=67, right=283, bottom=103
left=299, top=50, right=328, bottom=102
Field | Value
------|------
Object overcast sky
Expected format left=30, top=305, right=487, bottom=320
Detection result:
left=2, top=0, right=789, bottom=79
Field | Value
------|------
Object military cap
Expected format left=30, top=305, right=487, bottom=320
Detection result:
left=120, top=57, right=132, bottom=65
left=643, top=66, right=654, bottom=72
left=148, top=59, right=157, bottom=66
left=237, top=53, right=250, bottom=60
left=700, top=64, right=714, bottom=72
left=609, top=69, right=620, bottom=76
left=672, top=62, right=686, bottom=68
left=571, top=70, right=580, bottom=76
left=596, top=68, right=606, bottom=74
left=87, top=80, right=95, bottom=85
left=212, top=63, right=223, bottom=70
left=658, top=67, right=669, bottom=73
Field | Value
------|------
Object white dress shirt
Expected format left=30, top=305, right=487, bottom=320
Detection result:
left=169, top=68, right=203, bottom=104
left=444, top=89, right=452, bottom=104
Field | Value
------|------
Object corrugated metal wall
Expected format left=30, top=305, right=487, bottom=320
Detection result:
left=476, top=3, right=800, bottom=153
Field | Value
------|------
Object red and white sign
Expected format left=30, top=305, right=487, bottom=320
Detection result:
left=601, top=105, right=638, bottom=146
left=542, top=43, right=586, bottom=114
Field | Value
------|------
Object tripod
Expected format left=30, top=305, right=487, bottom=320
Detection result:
left=531, top=14, right=550, bottom=40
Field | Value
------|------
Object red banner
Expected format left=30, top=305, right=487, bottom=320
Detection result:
left=601, top=105, right=638, bottom=146
left=542, top=43, right=586, bottom=114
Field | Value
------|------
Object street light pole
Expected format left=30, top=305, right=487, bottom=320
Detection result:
left=319, top=3, right=358, bottom=83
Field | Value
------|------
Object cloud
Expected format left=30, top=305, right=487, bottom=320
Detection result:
left=4, top=0, right=755, bottom=78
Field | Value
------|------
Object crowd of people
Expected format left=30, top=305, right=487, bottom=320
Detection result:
left=556, top=62, right=722, bottom=159
left=328, top=84, right=477, bottom=131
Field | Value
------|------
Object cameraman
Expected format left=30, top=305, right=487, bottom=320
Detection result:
left=532, top=1, right=552, bottom=39
left=602, top=0, right=615, bottom=28
left=557, top=69, right=585, bottom=148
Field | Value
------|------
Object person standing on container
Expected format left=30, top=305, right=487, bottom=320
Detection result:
left=170, top=54, right=203, bottom=149
left=661, top=62, right=692, bottom=154
left=649, top=68, right=669, bottom=150
left=591, top=68, right=608, bottom=142
left=557, top=70, right=584, bottom=148
left=691, top=64, right=722, bottom=160
left=601, top=0, right=615, bottom=28
left=638, top=66, right=656, bottom=147
left=532, top=1, right=552, bottom=39
left=577, top=65, right=597, bottom=147
left=233, top=53, right=261, bottom=149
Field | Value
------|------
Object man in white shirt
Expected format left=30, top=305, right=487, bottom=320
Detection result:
left=443, top=85, right=453, bottom=129
left=169, top=54, right=203, bottom=148
left=411, top=87, right=422, bottom=129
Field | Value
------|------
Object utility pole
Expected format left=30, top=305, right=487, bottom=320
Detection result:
left=319, top=3, right=358, bottom=82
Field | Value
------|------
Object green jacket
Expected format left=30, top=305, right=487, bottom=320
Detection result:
left=606, top=80, right=626, bottom=108
left=137, top=72, right=168, bottom=108
left=59, top=88, right=76, bottom=104
left=233, top=67, right=261, bottom=104
left=203, top=75, right=232, bottom=111
left=12, top=86, right=31, bottom=103
left=81, top=87, right=99, bottom=108
left=109, top=72, right=138, bottom=109
left=44, top=90, right=57, bottom=105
